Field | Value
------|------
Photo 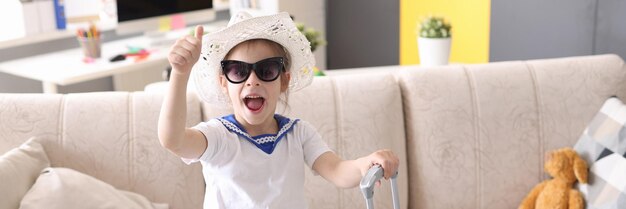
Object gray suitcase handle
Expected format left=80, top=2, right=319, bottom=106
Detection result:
left=359, top=164, right=400, bottom=209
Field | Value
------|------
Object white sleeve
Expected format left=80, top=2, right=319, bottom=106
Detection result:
left=299, top=120, right=333, bottom=170
left=181, top=119, right=226, bottom=164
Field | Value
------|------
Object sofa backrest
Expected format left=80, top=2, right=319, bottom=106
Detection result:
left=0, top=92, right=206, bottom=209
left=0, top=73, right=409, bottom=209
left=201, top=73, right=410, bottom=209
left=2, top=54, right=624, bottom=209
left=397, top=54, right=626, bottom=209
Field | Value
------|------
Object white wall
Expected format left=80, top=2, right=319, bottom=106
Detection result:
left=279, top=0, right=327, bottom=70
left=0, top=0, right=26, bottom=41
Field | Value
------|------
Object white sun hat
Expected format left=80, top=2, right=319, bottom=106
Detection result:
left=191, top=11, right=315, bottom=106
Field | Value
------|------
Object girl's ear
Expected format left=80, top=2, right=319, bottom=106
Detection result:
left=280, top=72, right=291, bottom=92
left=219, top=75, right=229, bottom=94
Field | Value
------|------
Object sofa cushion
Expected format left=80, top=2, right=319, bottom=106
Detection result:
left=0, top=137, right=49, bottom=209
left=398, top=54, right=626, bottom=209
left=0, top=94, right=62, bottom=155
left=574, top=97, right=626, bottom=208
left=57, top=92, right=204, bottom=209
left=19, top=167, right=169, bottom=209
left=272, top=74, right=409, bottom=209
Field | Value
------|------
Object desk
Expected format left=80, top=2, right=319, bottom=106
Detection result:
left=0, top=21, right=227, bottom=93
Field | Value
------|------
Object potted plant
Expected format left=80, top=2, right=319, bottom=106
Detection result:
left=417, top=16, right=452, bottom=67
left=296, top=22, right=326, bottom=76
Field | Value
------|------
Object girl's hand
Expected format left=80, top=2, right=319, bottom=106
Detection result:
left=360, top=149, right=399, bottom=185
left=168, top=25, right=204, bottom=75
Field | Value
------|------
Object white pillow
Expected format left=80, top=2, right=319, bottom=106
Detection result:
left=0, top=137, right=49, bottom=209
left=574, top=97, right=626, bottom=208
left=19, top=167, right=169, bottom=209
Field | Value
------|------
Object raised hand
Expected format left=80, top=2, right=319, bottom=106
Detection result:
left=168, top=25, right=204, bottom=75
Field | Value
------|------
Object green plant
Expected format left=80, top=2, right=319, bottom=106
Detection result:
left=419, top=16, right=451, bottom=38
left=296, top=22, right=326, bottom=52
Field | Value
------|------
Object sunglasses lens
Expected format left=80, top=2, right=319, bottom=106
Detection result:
left=223, top=63, right=248, bottom=83
left=221, top=57, right=283, bottom=83
left=257, top=60, right=282, bottom=81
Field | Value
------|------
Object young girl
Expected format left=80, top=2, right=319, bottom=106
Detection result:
left=158, top=12, right=399, bottom=209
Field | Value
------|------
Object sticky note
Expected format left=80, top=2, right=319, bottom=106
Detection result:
left=159, top=17, right=172, bottom=32
left=171, top=14, right=186, bottom=30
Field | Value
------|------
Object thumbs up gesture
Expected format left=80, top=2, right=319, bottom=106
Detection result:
left=168, top=25, right=204, bottom=75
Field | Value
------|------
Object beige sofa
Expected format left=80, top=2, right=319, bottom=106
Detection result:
left=1, top=54, right=625, bottom=209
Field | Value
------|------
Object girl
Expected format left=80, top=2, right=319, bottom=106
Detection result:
left=158, top=12, right=399, bottom=209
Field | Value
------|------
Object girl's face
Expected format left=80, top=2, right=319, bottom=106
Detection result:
left=220, top=40, right=290, bottom=131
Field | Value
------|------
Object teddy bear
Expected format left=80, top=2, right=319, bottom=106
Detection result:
left=519, top=147, right=588, bottom=209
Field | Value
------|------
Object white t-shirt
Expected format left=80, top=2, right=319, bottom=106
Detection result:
left=183, top=114, right=331, bottom=209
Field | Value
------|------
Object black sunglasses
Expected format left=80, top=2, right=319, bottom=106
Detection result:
left=220, top=57, right=285, bottom=84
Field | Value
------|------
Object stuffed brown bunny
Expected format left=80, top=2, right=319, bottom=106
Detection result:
left=519, top=147, right=588, bottom=209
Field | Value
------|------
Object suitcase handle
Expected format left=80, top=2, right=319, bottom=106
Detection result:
left=359, top=164, right=400, bottom=209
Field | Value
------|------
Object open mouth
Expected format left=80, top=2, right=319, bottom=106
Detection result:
left=243, top=95, right=265, bottom=112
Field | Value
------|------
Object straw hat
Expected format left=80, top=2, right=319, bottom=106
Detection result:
left=191, top=11, right=315, bottom=105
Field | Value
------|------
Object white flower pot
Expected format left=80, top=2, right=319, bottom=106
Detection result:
left=418, top=37, right=451, bottom=67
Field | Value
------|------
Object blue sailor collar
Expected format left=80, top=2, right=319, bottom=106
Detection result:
left=217, top=114, right=299, bottom=154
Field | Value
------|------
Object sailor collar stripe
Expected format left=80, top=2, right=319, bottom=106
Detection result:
left=217, top=114, right=299, bottom=154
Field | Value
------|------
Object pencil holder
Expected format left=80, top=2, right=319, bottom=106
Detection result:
left=78, top=37, right=101, bottom=59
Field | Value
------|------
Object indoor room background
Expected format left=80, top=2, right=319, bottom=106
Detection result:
left=0, top=0, right=624, bottom=93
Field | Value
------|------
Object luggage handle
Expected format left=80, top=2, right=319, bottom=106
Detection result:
left=359, top=164, right=400, bottom=209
